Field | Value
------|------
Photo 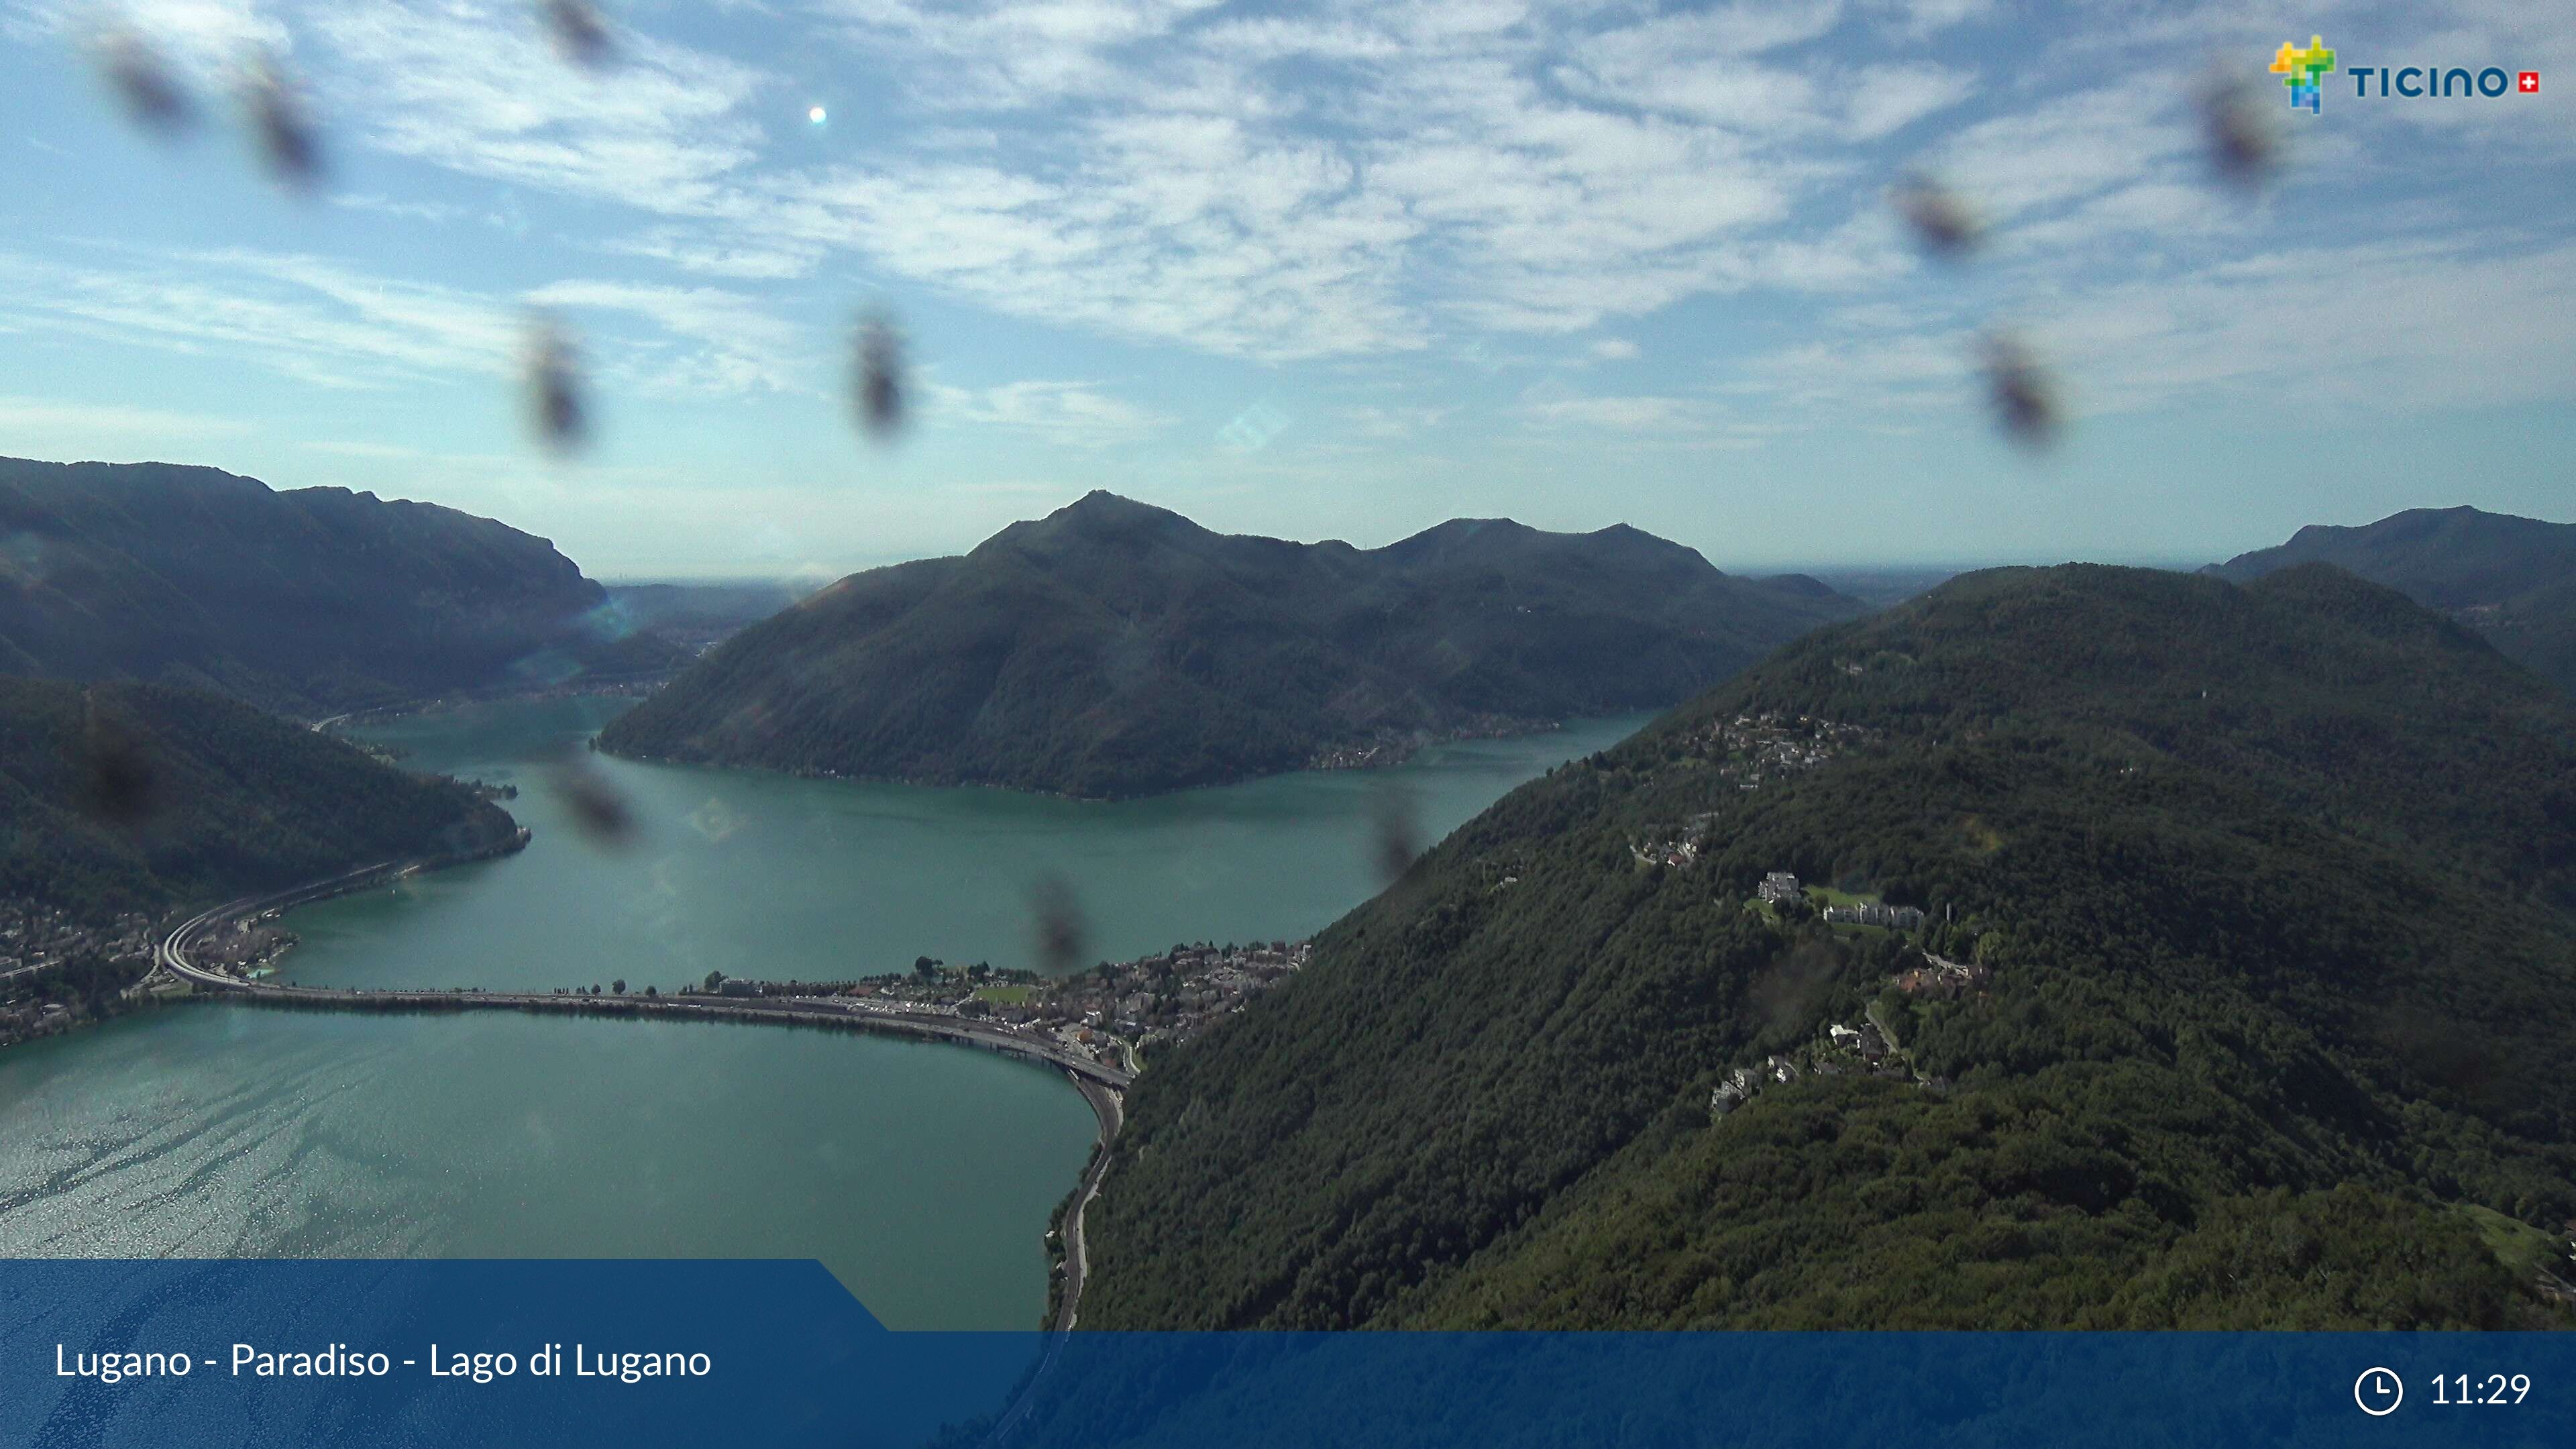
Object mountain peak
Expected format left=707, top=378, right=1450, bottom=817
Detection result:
left=1059, top=490, right=1179, bottom=522
left=605, top=496, right=1864, bottom=797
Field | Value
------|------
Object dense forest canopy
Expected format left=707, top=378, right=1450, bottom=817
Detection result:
left=2209, top=504, right=2576, bottom=696
left=0, top=455, right=678, bottom=716
left=600, top=491, right=1862, bottom=797
left=0, top=677, right=520, bottom=922
left=1078, top=563, right=2576, bottom=1330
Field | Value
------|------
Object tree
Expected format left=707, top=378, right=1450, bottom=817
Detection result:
left=643, top=984, right=657, bottom=998
left=703, top=969, right=725, bottom=992
left=612, top=979, right=626, bottom=994
left=914, top=955, right=940, bottom=981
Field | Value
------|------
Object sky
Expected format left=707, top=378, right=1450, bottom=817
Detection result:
left=0, top=0, right=2569, bottom=580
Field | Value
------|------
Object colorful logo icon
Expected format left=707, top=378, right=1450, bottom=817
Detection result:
left=2520, top=71, right=2541, bottom=94
left=2271, top=34, right=2338, bottom=113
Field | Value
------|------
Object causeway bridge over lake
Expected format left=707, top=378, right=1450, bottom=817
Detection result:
left=155, top=863, right=1134, bottom=1093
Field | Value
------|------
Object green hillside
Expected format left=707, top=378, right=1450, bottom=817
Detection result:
left=0, top=678, right=523, bottom=922
left=599, top=492, right=1862, bottom=798
left=2209, top=505, right=2576, bottom=694
left=0, top=455, right=680, bottom=716
left=1079, top=564, right=2576, bottom=1330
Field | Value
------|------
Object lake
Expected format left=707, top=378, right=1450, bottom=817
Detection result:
left=0, top=699, right=1645, bottom=1328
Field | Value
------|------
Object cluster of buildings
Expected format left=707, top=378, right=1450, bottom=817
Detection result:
left=1308, top=714, right=1538, bottom=773
left=1632, top=812, right=1723, bottom=869
left=991, top=940, right=1313, bottom=1061
left=1684, top=713, right=1872, bottom=792
left=1756, top=872, right=1930, bottom=932
left=1710, top=947, right=1985, bottom=1120
left=0, top=900, right=162, bottom=1048
left=1892, top=953, right=1990, bottom=1000
left=718, top=938, right=1316, bottom=1071
left=183, top=912, right=298, bottom=976
left=1823, top=902, right=1927, bottom=930
left=0, top=903, right=154, bottom=978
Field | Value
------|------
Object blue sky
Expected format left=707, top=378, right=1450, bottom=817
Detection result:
left=0, top=0, right=2569, bottom=579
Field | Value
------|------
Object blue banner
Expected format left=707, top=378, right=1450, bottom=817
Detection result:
left=1, top=1261, right=2567, bottom=1448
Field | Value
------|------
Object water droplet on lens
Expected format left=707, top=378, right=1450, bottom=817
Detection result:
left=541, top=0, right=614, bottom=68
left=525, top=316, right=590, bottom=454
left=853, top=314, right=906, bottom=443
left=241, top=50, right=323, bottom=189
left=1980, top=329, right=2062, bottom=448
left=1032, top=875, right=1089, bottom=976
left=94, top=28, right=196, bottom=135
left=1893, top=174, right=1982, bottom=258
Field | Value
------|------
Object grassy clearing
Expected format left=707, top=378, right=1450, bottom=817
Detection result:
left=2455, top=1202, right=2562, bottom=1279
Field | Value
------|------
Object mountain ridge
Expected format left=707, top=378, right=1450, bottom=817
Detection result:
left=1077, top=561, right=2576, bottom=1331
left=599, top=494, right=1866, bottom=798
left=2206, top=504, right=2576, bottom=693
left=0, top=676, right=523, bottom=921
left=0, top=455, right=681, bottom=716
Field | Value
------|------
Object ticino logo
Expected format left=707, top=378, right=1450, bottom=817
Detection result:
left=2270, top=34, right=2539, bottom=115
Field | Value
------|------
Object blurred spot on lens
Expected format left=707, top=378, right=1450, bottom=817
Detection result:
left=853, top=313, right=907, bottom=443
left=241, top=49, right=323, bottom=189
left=542, top=0, right=615, bottom=69
left=525, top=315, right=590, bottom=455
left=1032, top=875, right=1089, bottom=976
left=1893, top=174, right=1982, bottom=258
left=2202, top=70, right=2284, bottom=191
left=1370, top=780, right=1421, bottom=886
left=72, top=710, right=164, bottom=829
left=544, top=751, right=638, bottom=849
left=1981, top=329, right=2062, bottom=448
left=94, top=26, right=196, bottom=135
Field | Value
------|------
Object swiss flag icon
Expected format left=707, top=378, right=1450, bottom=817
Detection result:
left=2520, top=71, right=2540, bottom=94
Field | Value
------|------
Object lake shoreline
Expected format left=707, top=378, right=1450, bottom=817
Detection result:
left=596, top=715, right=1587, bottom=804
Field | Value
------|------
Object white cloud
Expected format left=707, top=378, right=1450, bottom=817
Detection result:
left=1729, top=235, right=2576, bottom=422
left=602, top=228, right=820, bottom=280
left=207, top=0, right=1935, bottom=358
left=1521, top=392, right=1711, bottom=431
left=0, top=392, right=254, bottom=439
left=11, top=0, right=289, bottom=72
left=925, top=378, right=1169, bottom=446
left=0, top=248, right=814, bottom=401
left=0, top=246, right=516, bottom=388
left=305, top=0, right=767, bottom=211
left=520, top=279, right=806, bottom=394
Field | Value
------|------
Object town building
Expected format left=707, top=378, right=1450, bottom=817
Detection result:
left=1823, top=902, right=1927, bottom=930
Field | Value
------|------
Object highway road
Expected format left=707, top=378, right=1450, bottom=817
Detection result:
left=1055, top=1077, right=1123, bottom=1331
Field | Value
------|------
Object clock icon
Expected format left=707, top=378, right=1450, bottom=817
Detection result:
left=2355, top=1366, right=2405, bottom=1416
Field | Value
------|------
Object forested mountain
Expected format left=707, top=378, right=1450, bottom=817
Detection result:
left=1078, top=564, right=2576, bottom=1330
left=0, top=456, right=680, bottom=716
left=598, top=492, right=1863, bottom=797
left=0, top=678, right=521, bottom=922
left=2208, top=506, right=2576, bottom=693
